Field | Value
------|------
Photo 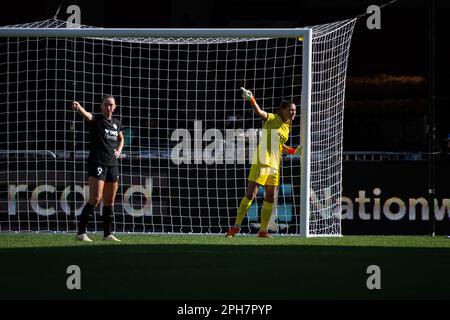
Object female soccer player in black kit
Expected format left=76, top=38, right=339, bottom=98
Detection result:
left=72, top=96, right=124, bottom=242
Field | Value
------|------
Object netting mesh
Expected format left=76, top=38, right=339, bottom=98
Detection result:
left=1, top=19, right=264, bottom=44
left=308, top=19, right=356, bottom=236
left=0, top=18, right=355, bottom=236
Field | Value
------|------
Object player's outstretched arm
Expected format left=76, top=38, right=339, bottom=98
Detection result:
left=72, top=101, right=94, bottom=122
left=240, top=87, right=268, bottom=121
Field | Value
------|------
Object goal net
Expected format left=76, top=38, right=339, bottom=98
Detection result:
left=0, top=19, right=355, bottom=236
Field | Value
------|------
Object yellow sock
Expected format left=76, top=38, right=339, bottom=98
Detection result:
left=234, top=196, right=253, bottom=226
left=260, top=201, right=274, bottom=232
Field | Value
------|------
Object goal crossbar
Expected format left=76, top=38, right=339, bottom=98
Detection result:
left=0, top=28, right=311, bottom=39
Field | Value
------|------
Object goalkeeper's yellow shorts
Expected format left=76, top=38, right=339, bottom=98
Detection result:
left=248, top=164, right=279, bottom=186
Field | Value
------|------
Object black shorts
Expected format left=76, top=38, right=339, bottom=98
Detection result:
left=87, top=162, right=119, bottom=182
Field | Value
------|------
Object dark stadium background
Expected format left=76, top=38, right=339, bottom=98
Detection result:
left=0, top=0, right=447, bottom=153
left=0, top=0, right=449, bottom=234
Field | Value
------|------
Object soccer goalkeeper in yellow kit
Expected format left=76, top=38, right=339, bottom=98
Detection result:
left=226, top=88, right=301, bottom=238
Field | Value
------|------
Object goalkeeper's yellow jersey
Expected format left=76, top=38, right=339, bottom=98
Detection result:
left=251, top=113, right=290, bottom=170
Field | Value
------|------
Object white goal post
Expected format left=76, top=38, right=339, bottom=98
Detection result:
left=0, top=19, right=356, bottom=236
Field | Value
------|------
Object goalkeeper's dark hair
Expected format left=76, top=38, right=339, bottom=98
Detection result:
left=102, top=95, right=116, bottom=105
left=279, top=100, right=295, bottom=110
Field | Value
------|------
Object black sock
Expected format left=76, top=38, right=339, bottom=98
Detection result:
left=78, top=202, right=94, bottom=235
left=102, top=206, right=114, bottom=237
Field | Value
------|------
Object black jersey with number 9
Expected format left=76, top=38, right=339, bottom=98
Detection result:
left=88, top=114, right=123, bottom=166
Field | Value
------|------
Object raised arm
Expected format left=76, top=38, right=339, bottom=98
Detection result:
left=72, top=101, right=94, bottom=122
left=240, top=87, right=268, bottom=121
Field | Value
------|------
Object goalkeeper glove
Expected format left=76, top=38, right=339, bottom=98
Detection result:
left=240, top=87, right=256, bottom=106
left=287, top=146, right=302, bottom=155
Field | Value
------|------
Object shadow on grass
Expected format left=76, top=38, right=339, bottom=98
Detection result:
left=1, top=244, right=449, bottom=299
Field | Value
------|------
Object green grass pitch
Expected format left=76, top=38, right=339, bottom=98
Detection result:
left=0, top=234, right=449, bottom=299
